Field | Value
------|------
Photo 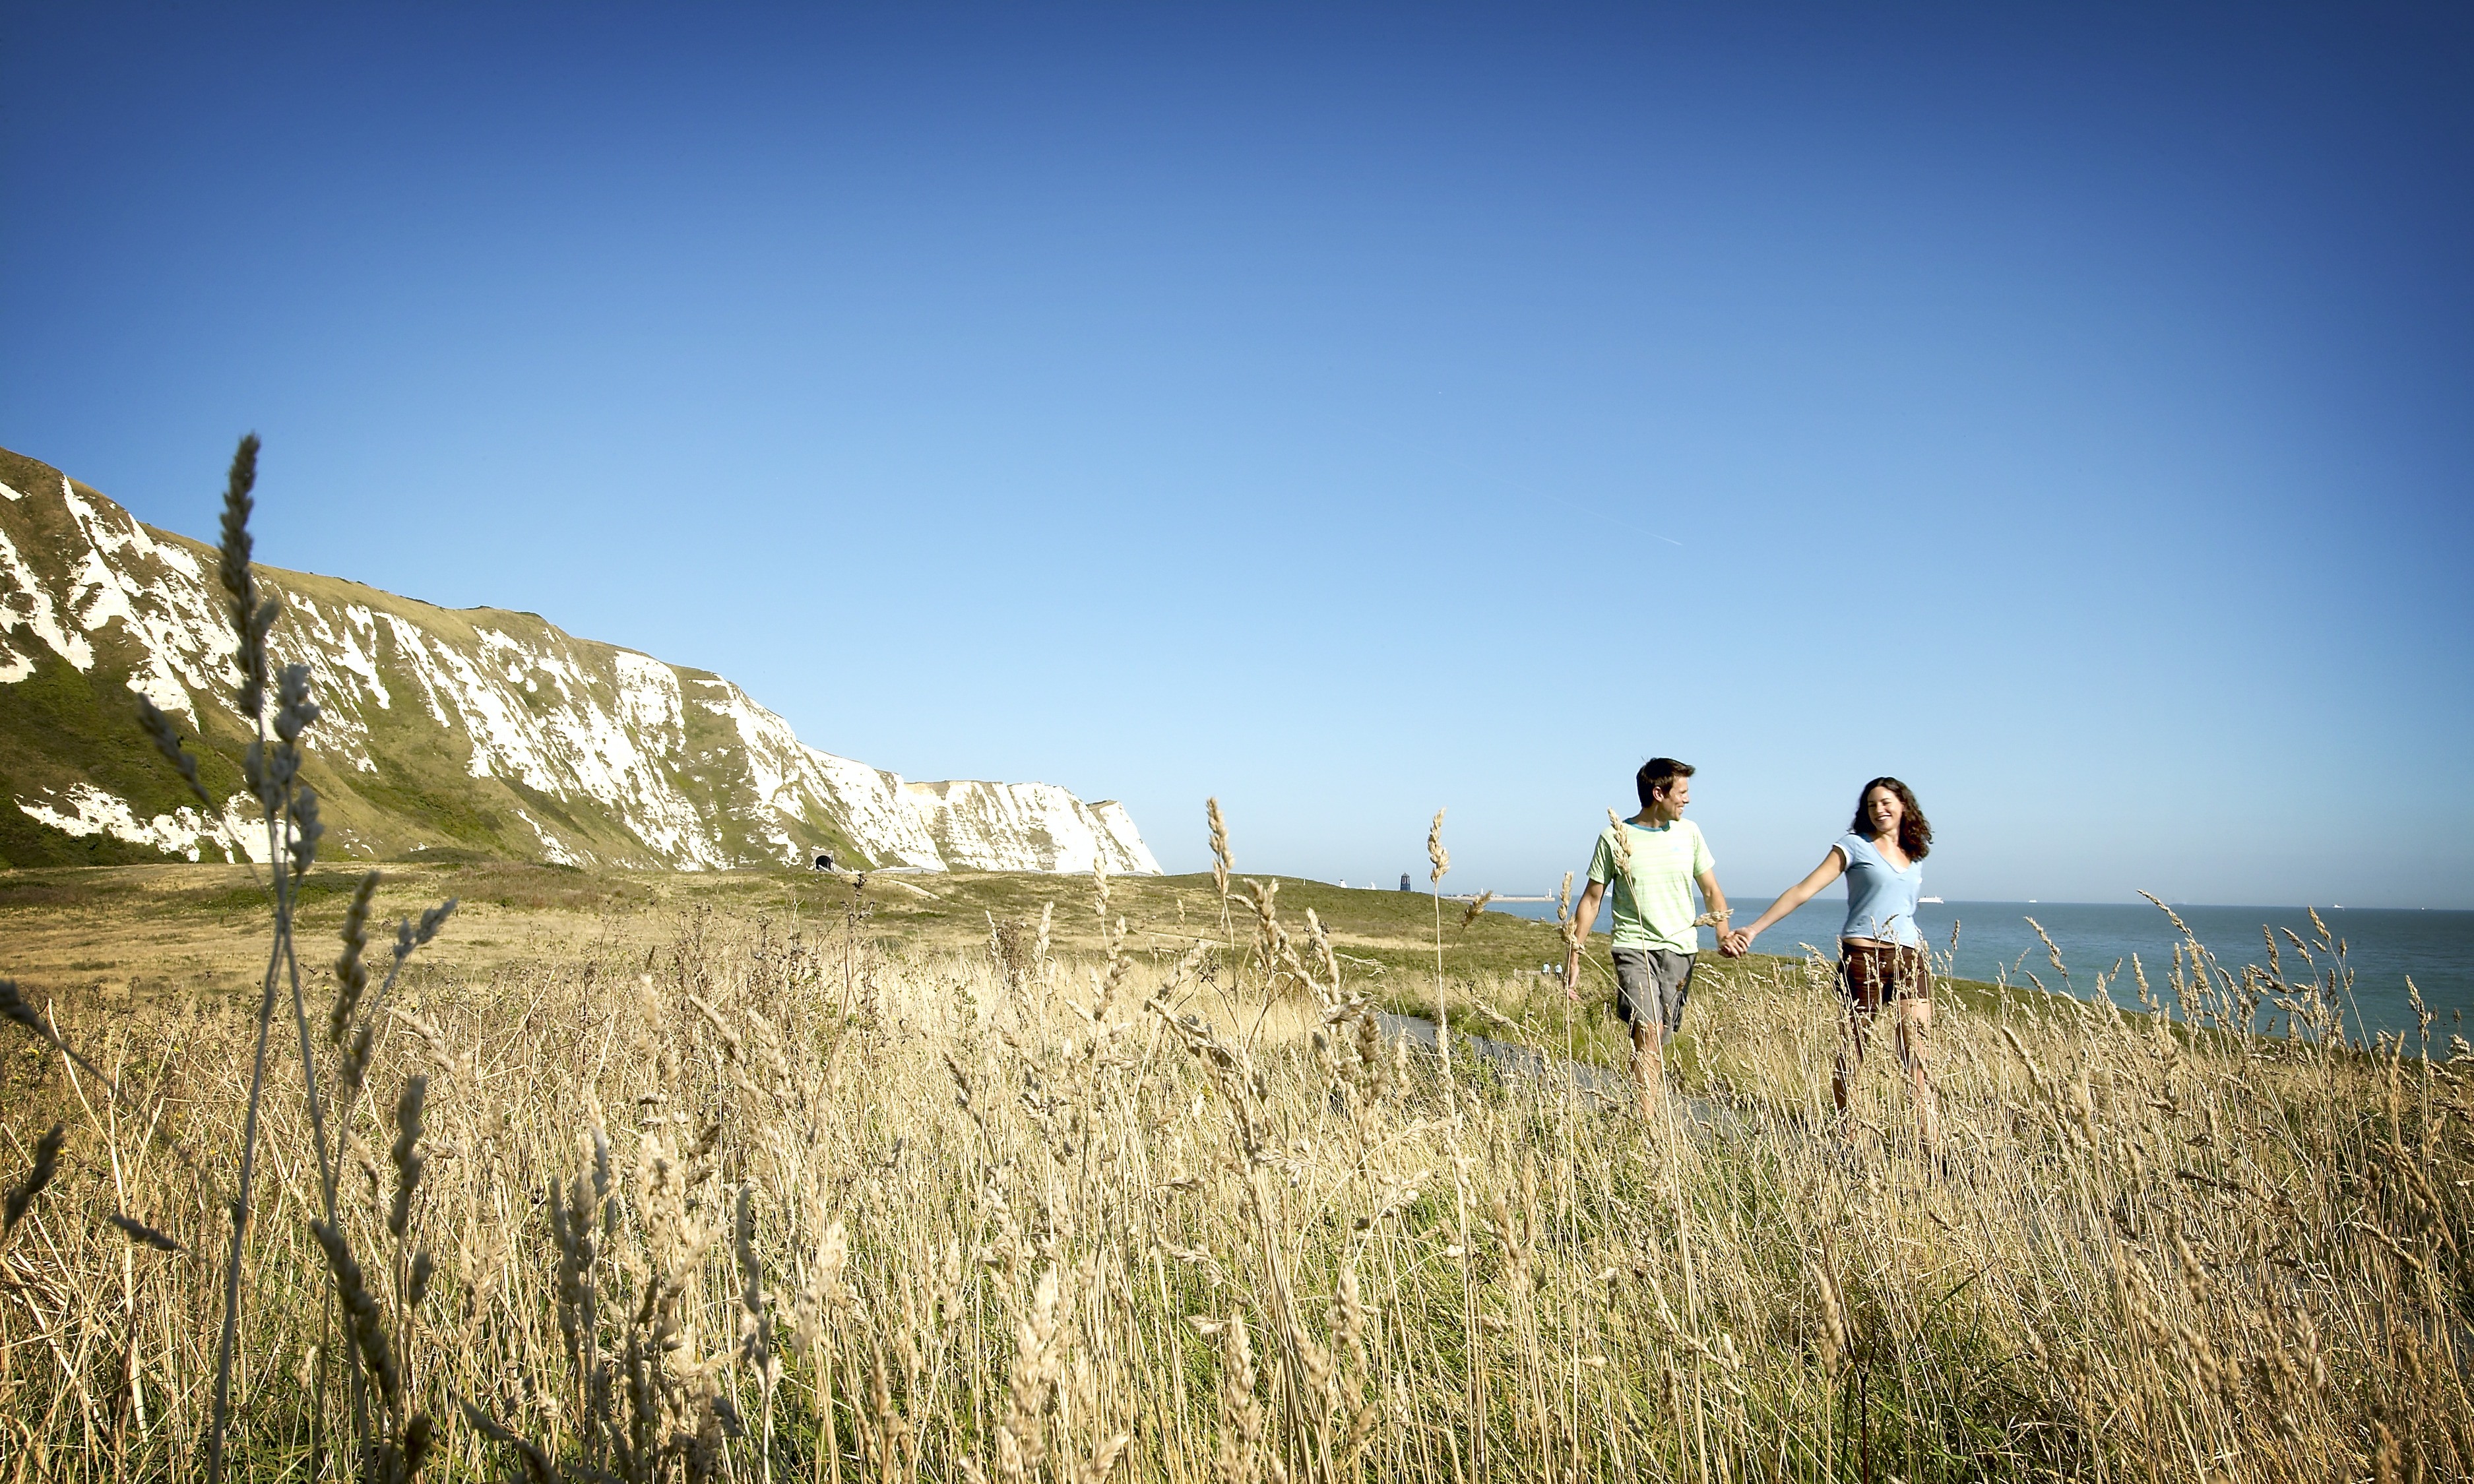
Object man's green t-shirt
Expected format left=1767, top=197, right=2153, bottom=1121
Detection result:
left=1586, top=818, right=1715, bottom=954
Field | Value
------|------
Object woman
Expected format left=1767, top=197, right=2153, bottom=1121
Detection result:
left=1724, top=778, right=1938, bottom=1152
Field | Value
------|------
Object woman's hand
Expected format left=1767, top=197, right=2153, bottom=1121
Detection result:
left=1725, top=927, right=1755, bottom=956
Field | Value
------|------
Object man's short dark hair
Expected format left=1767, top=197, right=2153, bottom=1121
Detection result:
left=1637, top=758, right=1695, bottom=809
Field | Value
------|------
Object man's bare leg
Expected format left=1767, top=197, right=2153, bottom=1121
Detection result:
left=1631, top=1020, right=1665, bottom=1121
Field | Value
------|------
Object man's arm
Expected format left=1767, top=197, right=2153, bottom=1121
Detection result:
left=1562, top=879, right=1606, bottom=996
left=1696, top=869, right=1730, bottom=952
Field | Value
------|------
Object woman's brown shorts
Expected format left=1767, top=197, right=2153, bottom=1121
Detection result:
left=1839, top=942, right=1930, bottom=1012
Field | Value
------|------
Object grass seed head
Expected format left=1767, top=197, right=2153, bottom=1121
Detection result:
left=331, top=871, right=381, bottom=1043
left=0, top=979, right=43, bottom=1036
left=2027, top=915, right=2068, bottom=980
left=5, top=1123, right=65, bottom=1236
left=734, top=1185, right=772, bottom=1371
left=1213, top=1309, right=1263, bottom=1484
left=215, top=433, right=270, bottom=720
left=135, top=695, right=212, bottom=806
left=1000, top=1264, right=1065, bottom=1477
left=288, top=782, right=323, bottom=877
left=1207, top=797, right=1233, bottom=900
left=389, top=1076, right=428, bottom=1238
left=309, top=1218, right=400, bottom=1404
left=108, top=1212, right=184, bottom=1252
left=272, top=661, right=319, bottom=745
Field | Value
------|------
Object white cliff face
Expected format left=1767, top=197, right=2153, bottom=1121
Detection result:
left=900, top=780, right=1166, bottom=875
left=0, top=449, right=1161, bottom=875
left=14, top=784, right=221, bottom=862
left=1087, top=801, right=1162, bottom=874
left=1, top=476, right=234, bottom=712
left=685, top=674, right=948, bottom=870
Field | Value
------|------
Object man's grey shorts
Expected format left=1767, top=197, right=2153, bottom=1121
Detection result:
left=1610, top=946, right=1694, bottom=1035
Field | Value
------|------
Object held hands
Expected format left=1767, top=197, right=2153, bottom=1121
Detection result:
left=1695, top=907, right=1745, bottom=958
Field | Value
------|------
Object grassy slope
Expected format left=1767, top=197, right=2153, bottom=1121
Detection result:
left=0, top=450, right=242, bottom=865
left=0, top=650, right=231, bottom=867
left=1, top=443, right=924, bottom=871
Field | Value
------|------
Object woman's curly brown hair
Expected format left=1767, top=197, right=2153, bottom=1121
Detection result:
left=1850, top=777, right=1931, bottom=861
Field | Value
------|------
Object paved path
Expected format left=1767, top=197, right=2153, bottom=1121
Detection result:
left=1373, top=1010, right=1734, bottom=1130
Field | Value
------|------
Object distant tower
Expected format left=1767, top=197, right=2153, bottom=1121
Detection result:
left=1399, top=872, right=1412, bottom=892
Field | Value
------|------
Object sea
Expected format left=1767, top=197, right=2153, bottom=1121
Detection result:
left=1486, top=896, right=2474, bottom=1047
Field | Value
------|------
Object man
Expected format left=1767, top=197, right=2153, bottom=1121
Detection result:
left=1563, top=757, right=1732, bottom=1118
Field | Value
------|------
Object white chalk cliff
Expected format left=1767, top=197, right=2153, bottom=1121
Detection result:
left=0, top=445, right=1160, bottom=875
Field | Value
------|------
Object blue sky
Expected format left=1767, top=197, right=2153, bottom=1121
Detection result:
left=4, top=2, right=2469, bottom=906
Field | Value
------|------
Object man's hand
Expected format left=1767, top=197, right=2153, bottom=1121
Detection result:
left=1723, top=927, right=1754, bottom=957
left=1562, top=950, right=1581, bottom=1001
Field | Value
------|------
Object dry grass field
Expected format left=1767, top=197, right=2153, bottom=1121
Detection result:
left=0, top=857, right=2019, bottom=1086
left=3, top=844, right=2469, bottom=1482
left=0, top=859, right=1577, bottom=1008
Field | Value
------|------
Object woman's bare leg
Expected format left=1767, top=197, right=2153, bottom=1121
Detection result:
left=1833, top=1003, right=1866, bottom=1125
left=1895, top=999, right=1939, bottom=1154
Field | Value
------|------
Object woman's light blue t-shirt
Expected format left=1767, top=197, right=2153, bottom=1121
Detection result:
left=1833, top=833, right=1924, bottom=947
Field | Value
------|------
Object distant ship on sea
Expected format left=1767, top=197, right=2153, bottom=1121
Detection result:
left=1920, top=896, right=1944, bottom=904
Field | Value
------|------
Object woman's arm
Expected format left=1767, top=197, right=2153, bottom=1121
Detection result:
left=1724, top=849, right=1847, bottom=954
